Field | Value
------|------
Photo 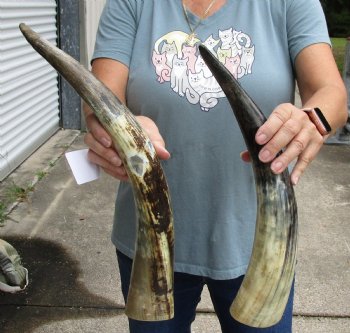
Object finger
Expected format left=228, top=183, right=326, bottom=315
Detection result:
left=268, top=122, right=319, bottom=174
left=88, top=149, right=129, bottom=181
left=255, top=104, right=295, bottom=145
left=258, top=115, right=305, bottom=163
left=289, top=135, right=323, bottom=185
left=136, top=116, right=171, bottom=160
left=103, top=169, right=129, bottom=182
left=153, top=140, right=171, bottom=160
left=84, top=132, right=122, bottom=167
left=85, top=113, right=112, bottom=148
left=102, top=166, right=129, bottom=182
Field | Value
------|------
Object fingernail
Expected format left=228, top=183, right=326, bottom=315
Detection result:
left=256, top=132, right=267, bottom=143
left=101, top=137, right=111, bottom=147
left=156, top=144, right=171, bottom=159
left=163, top=148, right=171, bottom=159
left=292, top=175, right=299, bottom=186
left=259, top=149, right=271, bottom=161
left=272, top=161, right=283, bottom=173
left=112, top=157, right=121, bottom=166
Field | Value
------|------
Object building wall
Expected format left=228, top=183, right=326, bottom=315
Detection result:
left=0, top=0, right=59, bottom=180
left=58, top=0, right=81, bottom=130
left=79, top=0, right=106, bottom=130
left=0, top=0, right=107, bottom=180
left=80, top=0, right=106, bottom=69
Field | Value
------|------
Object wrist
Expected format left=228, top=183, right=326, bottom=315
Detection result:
left=302, top=107, right=332, bottom=136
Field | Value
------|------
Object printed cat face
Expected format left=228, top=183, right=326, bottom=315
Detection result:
left=242, top=45, right=255, bottom=56
left=204, top=34, right=220, bottom=48
left=219, top=28, right=233, bottom=43
left=217, top=47, right=232, bottom=58
left=188, top=70, right=204, bottom=84
left=172, top=55, right=188, bottom=68
left=152, top=50, right=167, bottom=65
left=161, top=41, right=178, bottom=55
left=182, top=45, right=196, bottom=57
left=225, top=54, right=240, bottom=67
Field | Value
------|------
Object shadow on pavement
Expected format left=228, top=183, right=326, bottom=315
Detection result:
left=0, top=236, right=121, bottom=333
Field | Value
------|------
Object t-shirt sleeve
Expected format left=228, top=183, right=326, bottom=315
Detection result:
left=287, top=0, right=331, bottom=64
left=92, top=0, right=139, bottom=67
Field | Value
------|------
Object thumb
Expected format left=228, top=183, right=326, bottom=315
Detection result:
left=136, top=116, right=171, bottom=160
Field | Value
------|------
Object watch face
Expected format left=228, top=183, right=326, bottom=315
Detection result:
left=314, top=107, right=332, bottom=133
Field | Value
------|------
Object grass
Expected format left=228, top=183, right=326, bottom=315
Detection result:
left=0, top=202, right=7, bottom=226
left=36, top=170, right=47, bottom=181
left=5, top=182, right=34, bottom=202
left=331, top=37, right=348, bottom=74
left=0, top=163, right=54, bottom=226
left=0, top=182, right=34, bottom=227
left=0, top=158, right=56, bottom=226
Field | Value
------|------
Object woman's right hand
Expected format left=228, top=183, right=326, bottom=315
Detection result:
left=84, top=112, right=128, bottom=181
left=84, top=112, right=170, bottom=181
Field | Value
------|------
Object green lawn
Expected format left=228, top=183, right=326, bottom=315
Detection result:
left=331, top=37, right=348, bottom=74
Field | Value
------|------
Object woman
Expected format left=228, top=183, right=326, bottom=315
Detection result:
left=84, top=1, right=347, bottom=332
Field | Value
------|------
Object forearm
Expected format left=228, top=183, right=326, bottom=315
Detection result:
left=296, top=43, right=348, bottom=135
left=300, top=83, right=348, bottom=136
left=83, top=58, right=129, bottom=122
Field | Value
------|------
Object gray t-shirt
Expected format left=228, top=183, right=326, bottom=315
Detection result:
left=93, top=0, right=330, bottom=279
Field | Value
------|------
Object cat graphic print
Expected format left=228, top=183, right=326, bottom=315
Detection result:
left=152, top=28, right=255, bottom=112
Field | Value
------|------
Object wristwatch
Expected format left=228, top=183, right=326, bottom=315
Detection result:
left=302, top=107, right=332, bottom=136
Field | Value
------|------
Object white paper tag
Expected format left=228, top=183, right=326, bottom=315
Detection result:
left=65, top=149, right=100, bottom=185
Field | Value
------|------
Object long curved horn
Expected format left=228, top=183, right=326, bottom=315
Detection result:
left=199, top=44, right=298, bottom=328
left=19, top=23, right=174, bottom=321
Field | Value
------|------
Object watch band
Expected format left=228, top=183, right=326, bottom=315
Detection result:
left=302, top=107, right=332, bottom=136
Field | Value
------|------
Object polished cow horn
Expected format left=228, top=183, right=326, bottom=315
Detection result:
left=199, top=44, right=298, bottom=328
left=19, top=23, right=174, bottom=321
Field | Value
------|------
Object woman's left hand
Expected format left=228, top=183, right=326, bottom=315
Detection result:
left=241, top=43, right=348, bottom=186
left=254, top=103, right=324, bottom=185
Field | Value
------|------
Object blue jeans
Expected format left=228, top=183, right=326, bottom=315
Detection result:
left=117, top=250, right=294, bottom=333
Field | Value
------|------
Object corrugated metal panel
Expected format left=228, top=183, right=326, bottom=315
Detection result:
left=0, top=0, right=59, bottom=180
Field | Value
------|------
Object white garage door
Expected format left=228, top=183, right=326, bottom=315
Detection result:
left=0, top=0, right=59, bottom=180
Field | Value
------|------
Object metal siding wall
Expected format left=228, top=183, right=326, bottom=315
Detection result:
left=0, top=0, right=59, bottom=180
